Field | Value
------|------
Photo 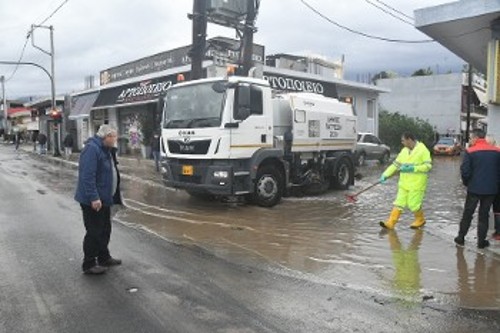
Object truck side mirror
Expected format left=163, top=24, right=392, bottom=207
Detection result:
left=237, top=85, right=251, bottom=107
left=235, top=85, right=251, bottom=120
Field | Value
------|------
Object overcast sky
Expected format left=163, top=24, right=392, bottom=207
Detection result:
left=0, top=0, right=462, bottom=99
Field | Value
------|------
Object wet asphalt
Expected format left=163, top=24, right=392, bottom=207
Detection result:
left=0, top=144, right=499, bottom=332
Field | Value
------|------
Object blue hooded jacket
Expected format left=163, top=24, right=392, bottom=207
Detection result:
left=74, top=136, right=121, bottom=207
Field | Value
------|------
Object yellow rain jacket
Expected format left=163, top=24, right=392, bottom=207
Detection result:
left=383, top=141, right=432, bottom=191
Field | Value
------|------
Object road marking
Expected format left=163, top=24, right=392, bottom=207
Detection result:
left=124, top=198, right=198, bottom=216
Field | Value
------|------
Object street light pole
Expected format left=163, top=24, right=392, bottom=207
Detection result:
left=31, top=24, right=60, bottom=156
left=1, top=75, right=6, bottom=132
left=50, top=26, right=56, bottom=114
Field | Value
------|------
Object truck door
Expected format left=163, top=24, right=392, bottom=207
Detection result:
left=229, top=84, right=272, bottom=159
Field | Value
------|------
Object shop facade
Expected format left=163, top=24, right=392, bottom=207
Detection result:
left=69, top=39, right=386, bottom=152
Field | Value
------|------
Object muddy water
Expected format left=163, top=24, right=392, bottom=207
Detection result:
left=22, top=149, right=499, bottom=310
left=115, top=157, right=500, bottom=310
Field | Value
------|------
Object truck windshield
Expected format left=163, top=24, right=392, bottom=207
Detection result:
left=163, top=82, right=226, bottom=129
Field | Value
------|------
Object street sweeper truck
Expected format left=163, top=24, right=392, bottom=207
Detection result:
left=160, top=75, right=357, bottom=207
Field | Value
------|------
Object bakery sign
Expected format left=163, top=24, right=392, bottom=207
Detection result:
left=93, top=73, right=188, bottom=108
left=116, top=80, right=172, bottom=104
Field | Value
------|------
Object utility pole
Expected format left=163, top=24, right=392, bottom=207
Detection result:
left=241, top=0, right=257, bottom=76
left=31, top=24, right=60, bottom=156
left=1, top=75, right=6, bottom=132
left=466, top=64, right=473, bottom=144
left=189, top=0, right=207, bottom=80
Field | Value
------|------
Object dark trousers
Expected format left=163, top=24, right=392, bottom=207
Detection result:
left=459, top=192, right=495, bottom=243
left=152, top=151, right=160, bottom=172
left=81, top=204, right=112, bottom=270
left=494, top=192, right=500, bottom=234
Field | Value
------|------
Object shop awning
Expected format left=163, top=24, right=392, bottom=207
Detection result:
left=473, top=87, right=488, bottom=106
left=8, top=107, right=31, bottom=118
left=69, top=92, right=99, bottom=119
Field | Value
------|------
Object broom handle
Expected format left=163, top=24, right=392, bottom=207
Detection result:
left=352, top=180, right=383, bottom=197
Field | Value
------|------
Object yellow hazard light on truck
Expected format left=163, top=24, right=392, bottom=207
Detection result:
left=182, top=165, right=193, bottom=176
left=227, top=65, right=236, bottom=76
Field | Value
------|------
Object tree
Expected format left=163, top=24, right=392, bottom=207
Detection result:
left=372, top=70, right=398, bottom=83
left=378, top=110, right=435, bottom=151
left=411, top=67, right=433, bottom=77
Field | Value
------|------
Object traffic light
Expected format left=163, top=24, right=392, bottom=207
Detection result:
left=49, top=109, right=62, bottom=123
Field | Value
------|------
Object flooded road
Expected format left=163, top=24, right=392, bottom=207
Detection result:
left=20, top=148, right=500, bottom=311
left=115, top=156, right=500, bottom=310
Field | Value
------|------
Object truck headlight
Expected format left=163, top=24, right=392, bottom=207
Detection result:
left=213, top=171, right=229, bottom=179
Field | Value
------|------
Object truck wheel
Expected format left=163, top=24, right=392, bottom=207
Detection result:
left=253, top=165, right=283, bottom=207
left=331, top=158, right=354, bottom=190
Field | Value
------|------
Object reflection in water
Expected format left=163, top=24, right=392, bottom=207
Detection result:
left=456, top=248, right=500, bottom=309
left=385, top=230, right=423, bottom=304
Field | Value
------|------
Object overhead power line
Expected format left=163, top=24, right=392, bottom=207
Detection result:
left=372, top=0, right=413, bottom=21
left=38, top=0, right=71, bottom=26
left=5, top=37, right=30, bottom=82
left=5, top=0, right=70, bottom=83
left=364, top=0, right=414, bottom=26
left=299, top=0, right=434, bottom=44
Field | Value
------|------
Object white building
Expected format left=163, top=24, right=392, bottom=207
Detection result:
left=415, top=0, right=500, bottom=141
left=377, top=73, right=487, bottom=139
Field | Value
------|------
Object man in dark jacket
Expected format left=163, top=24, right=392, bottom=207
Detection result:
left=150, top=132, right=161, bottom=172
left=37, top=133, right=47, bottom=154
left=455, top=129, right=500, bottom=249
left=63, top=133, right=74, bottom=159
left=75, top=125, right=123, bottom=274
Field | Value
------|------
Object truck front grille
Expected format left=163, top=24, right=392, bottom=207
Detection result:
left=168, top=140, right=211, bottom=155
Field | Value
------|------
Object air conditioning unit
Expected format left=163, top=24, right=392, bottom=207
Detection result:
left=207, top=0, right=248, bottom=22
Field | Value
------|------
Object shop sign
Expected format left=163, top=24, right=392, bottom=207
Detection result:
left=100, top=37, right=265, bottom=85
left=94, top=73, right=189, bottom=108
left=263, top=72, right=338, bottom=98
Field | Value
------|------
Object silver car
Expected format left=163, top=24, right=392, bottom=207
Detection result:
left=356, top=133, right=391, bottom=166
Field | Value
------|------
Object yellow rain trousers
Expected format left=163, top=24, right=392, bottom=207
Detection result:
left=383, top=141, right=432, bottom=212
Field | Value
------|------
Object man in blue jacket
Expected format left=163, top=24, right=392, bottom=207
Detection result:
left=455, top=129, right=500, bottom=249
left=75, top=125, right=123, bottom=274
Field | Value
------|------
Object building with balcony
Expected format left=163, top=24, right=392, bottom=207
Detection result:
left=377, top=72, right=487, bottom=143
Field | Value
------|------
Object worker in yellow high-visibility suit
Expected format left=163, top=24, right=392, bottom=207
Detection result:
left=380, top=132, right=432, bottom=229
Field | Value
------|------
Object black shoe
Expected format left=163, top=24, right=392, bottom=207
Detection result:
left=478, top=240, right=490, bottom=249
left=454, top=236, right=465, bottom=246
left=83, top=265, right=107, bottom=275
left=99, top=257, right=122, bottom=267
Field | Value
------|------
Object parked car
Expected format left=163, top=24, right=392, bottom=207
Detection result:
left=433, top=137, right=461, bottom=156
left=356, top=133, right=391, bottom=166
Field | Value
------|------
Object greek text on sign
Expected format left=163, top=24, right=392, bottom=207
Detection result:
left=117, top=80, right=172, bottom=103
left=264, top=75, right=325, bottom=95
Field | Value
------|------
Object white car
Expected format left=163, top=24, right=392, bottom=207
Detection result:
left=356, top=133, right=391, bottom=166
